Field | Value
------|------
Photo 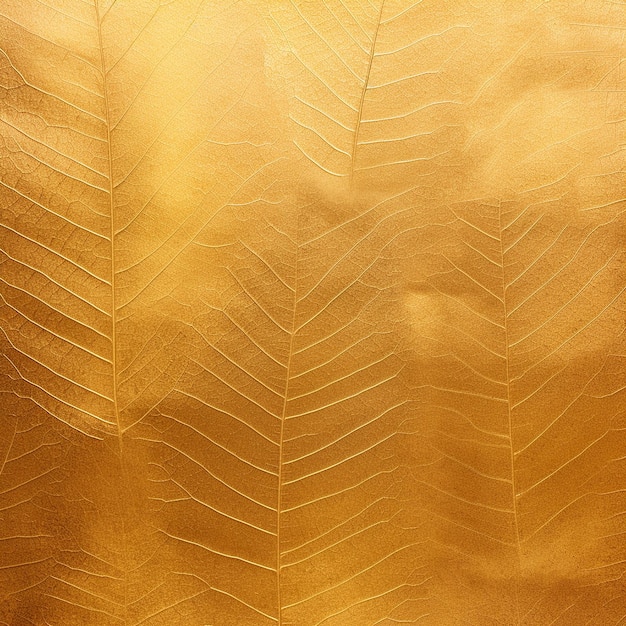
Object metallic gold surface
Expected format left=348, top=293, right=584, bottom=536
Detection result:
left=1, top=1, right=625, bottom=624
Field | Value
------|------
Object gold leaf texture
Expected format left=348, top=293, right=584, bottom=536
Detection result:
left=0, top=0, right=625, bottom=624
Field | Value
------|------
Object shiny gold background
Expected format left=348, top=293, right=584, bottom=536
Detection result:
left=1, top=1, right=625, bottom=624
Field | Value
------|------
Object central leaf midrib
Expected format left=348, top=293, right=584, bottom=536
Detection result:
left=276, top=218, right=301, bottom=625
left=94, top=4, right=119, bottom=440
left=349, top=0, right=386, bottom=188
left=96, top=2, right=128, bottom=622
left=498, top=201, right=522, bottom=625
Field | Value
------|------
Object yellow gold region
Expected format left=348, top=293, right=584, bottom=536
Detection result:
left=0, top=1, right=625, bottom=624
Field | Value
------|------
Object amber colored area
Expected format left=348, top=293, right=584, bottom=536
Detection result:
left=1, top=1, right=625, bottom=624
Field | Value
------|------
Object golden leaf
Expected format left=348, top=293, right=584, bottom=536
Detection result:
left=1, top=1, right=625, bottom=624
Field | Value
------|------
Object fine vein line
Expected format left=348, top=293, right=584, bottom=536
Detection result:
left=349, top=0, right=386, bottom=192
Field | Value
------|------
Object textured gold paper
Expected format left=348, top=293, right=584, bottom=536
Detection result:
left=1, top=1, right=625, bottom=624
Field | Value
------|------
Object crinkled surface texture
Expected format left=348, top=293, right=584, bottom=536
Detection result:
left=0, top=1, right=625, bottom=624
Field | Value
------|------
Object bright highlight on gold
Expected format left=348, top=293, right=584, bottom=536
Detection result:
left=1, top=0, right=625, bottom=624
